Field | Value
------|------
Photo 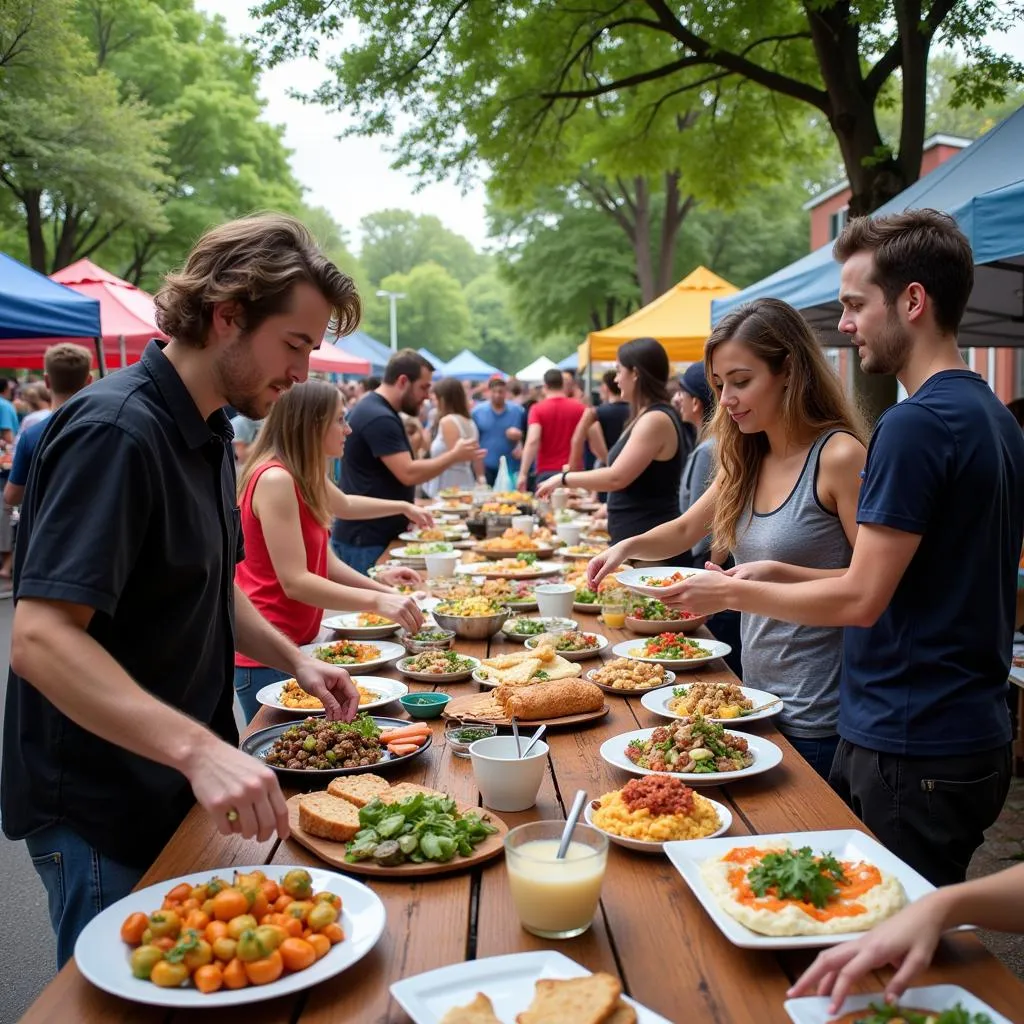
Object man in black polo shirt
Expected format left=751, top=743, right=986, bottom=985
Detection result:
left=332, top=348, right=481, bottom=573
left=1, top=213, right=363, bottom=967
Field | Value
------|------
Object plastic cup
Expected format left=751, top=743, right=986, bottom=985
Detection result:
left=469, top=736, right=549, bottom=812
left=556, top=522, right=583, bottom=545
left=535, top=583, right=575, bottom=619
left=551, top=488, right=569, bottom=512
left=424, top=552, right=459, bottom=578
left=504, top=821, right=609, bottom=938
left=512, top=515, right=534, bottom=536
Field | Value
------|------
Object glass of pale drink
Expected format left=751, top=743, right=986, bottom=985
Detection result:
left=503, top=821, right=609, bottom=939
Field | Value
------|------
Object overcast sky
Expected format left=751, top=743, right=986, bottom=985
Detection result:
left=194, top=2, right=1024, bottom=255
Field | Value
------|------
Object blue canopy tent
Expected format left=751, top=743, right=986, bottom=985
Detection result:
left=0, top=252, right=104, bottom=370
left=417, top=347, right=447, bottom=373
left=557, top=352, right=578, bottom=371
left=437, top=349, right=505, bottom=381
left=328, top=330, right=393, bottom=375
left=712, top=104, right=1024, bottom=347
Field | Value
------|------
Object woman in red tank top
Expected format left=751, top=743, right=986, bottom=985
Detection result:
left=234, top=380, right=427, bottom=721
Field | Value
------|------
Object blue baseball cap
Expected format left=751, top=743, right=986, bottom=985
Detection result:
left=679, top=362, right=713, bottom=409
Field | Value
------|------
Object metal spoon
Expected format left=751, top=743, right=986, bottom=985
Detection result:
left=511, top=716, right=521, bottom=757
left=557, top=789, right=588, bottom=860
left=521, top=724, right=547, bottom=758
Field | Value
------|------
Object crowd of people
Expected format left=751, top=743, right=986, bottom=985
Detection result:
left=1, top=207, right=1023, bottom=1006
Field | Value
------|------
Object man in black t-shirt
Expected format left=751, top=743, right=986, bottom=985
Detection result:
left=332, top=349, right=481, bottom=573
left=1, top=214, right=363, bottom=967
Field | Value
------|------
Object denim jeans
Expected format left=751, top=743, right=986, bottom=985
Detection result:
left=330, top=538, right=387, bottom=576
left=234, top=665, right=291, bottom=724
left=26, top=823, right=144, bottom=969
left=780, top=731, right=841, bottom=781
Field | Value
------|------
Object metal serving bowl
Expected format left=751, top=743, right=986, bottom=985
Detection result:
left=398, top=628, right=456, bottom=653
left=431, top=607, right=510, bottom=639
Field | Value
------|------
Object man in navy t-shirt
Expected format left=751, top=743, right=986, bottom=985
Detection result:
left=662, top=209, right=1024, bottom=885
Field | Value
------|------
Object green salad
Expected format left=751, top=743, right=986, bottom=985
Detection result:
left=506, top=618, right=548, bottom=635
left=575, top=587, right=598, bottom=604
left=404, top=542, right=454, bottom=555
left=847, top=1004, right=993, bottom=1024
left=345, top=793, right=498, bottom=866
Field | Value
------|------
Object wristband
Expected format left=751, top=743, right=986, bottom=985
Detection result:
left=561, top=470, right=569, bottom=487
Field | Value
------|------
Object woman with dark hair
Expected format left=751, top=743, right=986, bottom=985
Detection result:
left=590, top=299, right=867, bottom=778
left=536, top=337, right=688, bottom=544
left=423, top=376, right=484, bottom=497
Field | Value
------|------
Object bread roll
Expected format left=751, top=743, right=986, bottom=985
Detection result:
left=500, top=679, right=604, bottom=720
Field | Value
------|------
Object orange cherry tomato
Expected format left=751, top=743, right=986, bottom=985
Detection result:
left=307, top=933, right=330, bottom=961
left=261, top=880, right=280, bottom=903
left=321, top=922, right=345, bottom=945
left=278, top=937, right=316, bottom=973
left=120, top=912, right=148, bottom=946
left=193, top=963, right=224, bottom=994
left=184, top=910, right=210, bottom=933
left=283, top=917, right=304, bottom=938
left=273, top=894, right=293, bottom=914
left=222, top=958, right=249, bottom=990
left=211, top=888, right=249, bottom=922
left=151, top=936, right=176, bottom=953
left=244, top=949, right=284, bottom=986
left=166, top=882, right=193, bottom=903
left=249, top=892, right=269, bottom=921
left=205, top=920, right=229, bottom=944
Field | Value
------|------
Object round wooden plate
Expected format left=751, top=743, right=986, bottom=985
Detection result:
left=285, top=794, right=508, bottom=877
left=442, top=692, right=610, bottom=728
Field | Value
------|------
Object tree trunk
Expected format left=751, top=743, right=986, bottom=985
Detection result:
left=52, top=204, right=81, bottom=271
left=23, top=190, right=47, bottom=271
left=631, top=176, right=656, bottom=304
left=656, top=172, right=695, bottom=295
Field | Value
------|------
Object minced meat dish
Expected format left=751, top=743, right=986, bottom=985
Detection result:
left=264, top=718, right=383, bottom=770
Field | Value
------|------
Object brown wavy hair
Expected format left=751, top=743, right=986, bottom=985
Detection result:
left=433, top=376, right=471, bottom=419
left=237, top=380, right=342, bottom=526
left=617, top=336, right=671, bottom=422
left=155, top=213, right=361, bottom=347
left=705, top=298, right=866, bottom=549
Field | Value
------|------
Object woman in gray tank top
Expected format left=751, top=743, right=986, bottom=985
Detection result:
left=590, top=298, right=867, bottom=779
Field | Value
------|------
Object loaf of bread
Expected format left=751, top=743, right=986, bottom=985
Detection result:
left=297, top=793, right=361, bottom=842
left=326, top=774, right=392, bottom=807
left=384, top=782, right=446, bottom=803
left=500, top=679, right=604, bottom=720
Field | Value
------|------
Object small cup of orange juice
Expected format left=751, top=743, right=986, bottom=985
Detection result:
left=600, top=602, right=626, bottom=629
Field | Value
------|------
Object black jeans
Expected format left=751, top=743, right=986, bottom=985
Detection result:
left=829, top=739, right=1012, bottom=886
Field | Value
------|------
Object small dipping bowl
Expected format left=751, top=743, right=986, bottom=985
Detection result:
left=444, top=720, right=498, bottom=758
left=399, top=628, right=456, bottom=653
left=399, top=692, right=451, bottom=719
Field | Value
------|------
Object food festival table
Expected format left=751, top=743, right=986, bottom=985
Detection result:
left=23, top=552, right=1024, bottom=1023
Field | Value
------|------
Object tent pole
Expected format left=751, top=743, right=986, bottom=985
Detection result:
left=94, top=336, right=107, bottom=378
left=119, top=334, right=127, bottom=368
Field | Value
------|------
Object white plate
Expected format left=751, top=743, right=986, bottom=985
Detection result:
left=584, top=668, right=676, bottom=694
left=255, top=675, right=409, bottom=715
left=456, top=560, right=562, bottom=579
left=300, top=639, right=406, bottom=673
left=75, top=864, right=385, bottom=1007
left=321, top=612, right=401, bottom=639
left=524, top=632, right=609, bottom=661
left=390, top=950, right=672, bottom=1024
left=583, top=796, right=732, bottom=853
left=785, top=983, right=1013, bottom=1024
left=399, top=530, right=468, bottom=543
left=600, top=727, right=783, bottom=785
left=664, top=829, right=936, bottom=950
left=641, top=683, right=782, bottom=724
left=397, top=653, right=481, bottom=682
left=616, top=565, right=712, bottom=598
left=611, top=637, right=731, bottom=670
left=424, top=502, right=472, bottom=517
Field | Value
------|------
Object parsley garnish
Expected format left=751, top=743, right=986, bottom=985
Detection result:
left=747, top=847, right=847, bottom=909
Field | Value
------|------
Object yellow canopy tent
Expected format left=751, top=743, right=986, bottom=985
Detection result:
left=579, top=266, right=739, bottom=367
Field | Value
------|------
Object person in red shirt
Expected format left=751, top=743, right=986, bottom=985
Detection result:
left=516, top=368, right=586, bottom=490
left=235, top=379, right=427, bottom=721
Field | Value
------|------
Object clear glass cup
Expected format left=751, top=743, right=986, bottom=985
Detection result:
left=504, top=821, right=609, bottom=939
left=600, top=602, right=626, bottom=629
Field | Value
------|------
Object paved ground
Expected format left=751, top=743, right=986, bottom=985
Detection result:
left=0, top=592, right=1020, bottom=1021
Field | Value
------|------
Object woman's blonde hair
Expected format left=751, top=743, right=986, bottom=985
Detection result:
left=705, top=298, right=866, bottom=550
left=237, top=380, right=342, bottom=526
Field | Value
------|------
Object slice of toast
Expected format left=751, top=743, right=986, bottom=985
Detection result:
left=384, top=782, right=446, bottom=804
left=516, top=974, right=622, bottom=1024
left=439, top=992, right=502, bottom=1024
left=326, top=773, right=392, bottom=807
left=605, top=1000, right=638, bottom=1024
left=297, top=793, right=361, bottom=842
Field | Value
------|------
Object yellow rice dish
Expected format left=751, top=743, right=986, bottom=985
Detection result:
left=591, top=777, right=721, bottom=842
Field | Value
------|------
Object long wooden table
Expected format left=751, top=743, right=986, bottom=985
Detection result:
left=24, top=575, right=1024, bottom=1022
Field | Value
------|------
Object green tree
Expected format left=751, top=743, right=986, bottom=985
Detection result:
left=362, top=261, right=472, bottom=359
left=0, top=0, right=169, bottom=271
left=464, top=272, right=526, bottom=374
left=252, top=0, right=1024, bottom=219
left=359, top=209, right=484, bottom=286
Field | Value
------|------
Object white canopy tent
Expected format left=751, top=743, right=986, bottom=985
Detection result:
left=515, top=355, right=559, bottom=383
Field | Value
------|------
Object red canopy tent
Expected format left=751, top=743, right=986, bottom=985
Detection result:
left=0, top=258, right=165, bottom=371
left=309, top=340, right=371, bottom=375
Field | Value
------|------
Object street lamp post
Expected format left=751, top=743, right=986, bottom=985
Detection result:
left=376, top=289, right=406, bottom=351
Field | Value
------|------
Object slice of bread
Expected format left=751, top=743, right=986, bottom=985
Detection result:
left=384, top=782, right=445, bottom=804
left=605, top=1000, right=638, bottom=1024
left=516, top=974, right=622, bottom=1024
left=439, top=992, right=502, bottom=1024
left=297, top=793, right=361, bottom=842
left=326, top=773, right=392, bottom=807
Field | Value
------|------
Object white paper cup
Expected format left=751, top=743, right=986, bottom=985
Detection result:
left=534, top=583, right=575, bottom=619
left=512, top=515, right=534, bottom=536
left=470, top=736, right=550, bottom=811
left=556, top=522, right=583, bottom=545
left=424, top=552, right=460, bottom=578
